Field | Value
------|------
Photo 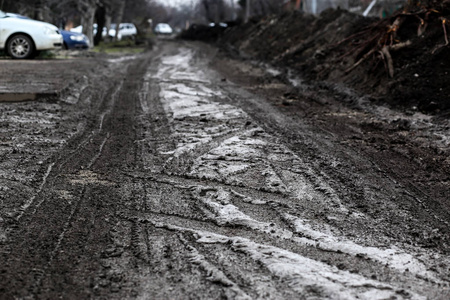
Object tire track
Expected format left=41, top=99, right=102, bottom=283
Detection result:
left=130, top=41, right=449, bottom=298
left=0, top=55, right=147, bottom=299
left=16, top=162, right=54, bottom=220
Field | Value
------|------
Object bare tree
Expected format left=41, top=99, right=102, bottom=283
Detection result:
left=76, top=0, right=99, bottom=46
left=238, top=0, right=285, bottom=21
left=245, top=0, right=250, bottom=22
left=94, top=2, right=106, bottom=45
left=113, top=0, right=126, bottom=41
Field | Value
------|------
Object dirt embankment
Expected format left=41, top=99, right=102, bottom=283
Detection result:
left=212, top=7, right=450, bottom=115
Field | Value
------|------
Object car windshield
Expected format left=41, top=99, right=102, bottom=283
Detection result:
left=0, top=10, right=6, bottom=18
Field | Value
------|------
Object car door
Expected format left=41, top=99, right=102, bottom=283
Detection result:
left=0, top=14, right=5, bottom=48
left=123, top=25, right=131, bottom=37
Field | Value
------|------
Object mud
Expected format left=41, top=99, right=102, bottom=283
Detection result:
left=0, top=40, right=449, bottom=299
left=213, top=8, right=450, bottom=115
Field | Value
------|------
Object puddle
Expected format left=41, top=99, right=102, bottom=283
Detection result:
left=0, top=92, right=58, bottom=102
left=0, top=93, right=37, bottom=102
left=107, top=54, right=138, bottom=64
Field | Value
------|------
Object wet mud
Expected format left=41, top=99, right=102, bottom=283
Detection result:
left=216, top=8, right=450, bottom=115
left=0, top=41, right=449, bottom=299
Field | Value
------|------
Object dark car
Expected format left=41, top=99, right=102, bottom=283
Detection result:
left=61, top=30, right=89, bottom=50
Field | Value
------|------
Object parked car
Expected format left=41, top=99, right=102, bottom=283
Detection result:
left=209, top=22, right=228, bottom=28
left=61, top=30, right=89, bottom=50
left=0, top=10, right=62, bottom=59
left=108, top=23, right=137, bottom=40
left=5, top=12, right=28, bottom=19
left=70, top=24, right=107, bottom=37
left=154, top=23, right=173, bottom=35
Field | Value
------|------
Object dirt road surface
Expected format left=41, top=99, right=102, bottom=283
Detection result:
left=0, top=41, right=449, bottom=299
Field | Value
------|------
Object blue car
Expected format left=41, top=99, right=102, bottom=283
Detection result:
left=61, top=30, right=89, bottom=50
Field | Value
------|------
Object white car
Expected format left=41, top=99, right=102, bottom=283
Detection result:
left=71, top=23, right=136, bottom=41
left=0, top=10, right=62, bottom=59
left=154, top=23, right=173, bottom=35
left=108, top=23, right=137, bottom=40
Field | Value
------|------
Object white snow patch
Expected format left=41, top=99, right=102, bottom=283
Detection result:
left=186, top=244, right=251, bottom=299
left=192, top=184, right=437, bottom=282
left=265, top=67, right=282, bottom=77
left=166, top=83, right=222, bottom=97
left=208, top=134, right=267, bottom=157
left=159, top=83, right=244, bottom=121
left=155, top=48, right=211, bottom=83
left=154, top=222, right=423, bottom=300
left=160, top=48, right=193, bottom=68
left=192, top=187, right=292, bottom=239
left=285, top=214, right=437, bottom=280
left=195, top=233, right=424, bottom=300
left=107, top=54, right=138, bottom=64
left=138, top=81, right=150, bottom=114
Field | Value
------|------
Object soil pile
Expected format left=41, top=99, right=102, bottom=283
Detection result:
left=211, top=5, right=450, bottom=115
left=180, top=24, right=228, bottom=41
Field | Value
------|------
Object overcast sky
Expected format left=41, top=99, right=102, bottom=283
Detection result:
left=154, top=0, right=199, bottom=7
left=154, top=0, right=238, bottom=8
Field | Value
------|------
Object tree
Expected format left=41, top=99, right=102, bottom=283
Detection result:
left=113, top=0, right=126, bottom=41
left=94, top=3, right=106, bottom=45
left=201, top=0, right=226, bottom=23
left=76, top=0, right=99, bottom=46
left=239, top=0, right=283, bottom=22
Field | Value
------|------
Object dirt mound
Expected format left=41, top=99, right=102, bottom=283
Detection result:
left=179, top=24, right=228, bottom=41
left=216, top=6, right=450, bottom=115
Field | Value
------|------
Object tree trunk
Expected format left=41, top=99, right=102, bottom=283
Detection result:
left=34, top=0, right=44, bottom=21
left=230, top=0, right=237, bottom=21
left=105, top=14, right=112, bottom=41
left=245, top=0, right=250, bottom=23
left=94, top=4, right=105, bottom=46
left=78, top=0, right=98, bottom=47
left=82, top=6, right=96, bottom=47
left=114, top=0, right=126, bottom=42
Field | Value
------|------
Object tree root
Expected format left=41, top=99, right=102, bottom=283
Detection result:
left=340, top=1, right=450, bottom=77
left=432, top=18, right=449, bottom=54
left=346, top=41, right=412, bottom=76
left=381, top=46, right=394, bottom=78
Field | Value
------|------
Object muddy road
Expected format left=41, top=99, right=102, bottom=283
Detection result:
left=0, top=41, right=449, bottom=299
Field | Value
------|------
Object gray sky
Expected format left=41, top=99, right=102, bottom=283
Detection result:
left=154, top=0, right=198, bottom=7
left=154, top=0, right=238, bottom=8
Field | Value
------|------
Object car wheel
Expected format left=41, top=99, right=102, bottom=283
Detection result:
left=7, top=34, right=35, bottom=59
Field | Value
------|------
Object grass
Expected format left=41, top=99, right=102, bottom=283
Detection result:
left=92, top=39, right=147, bottom=54
left=0, top=39, right=150, bottom=60
left=36, top=50, right=57, bottom=59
